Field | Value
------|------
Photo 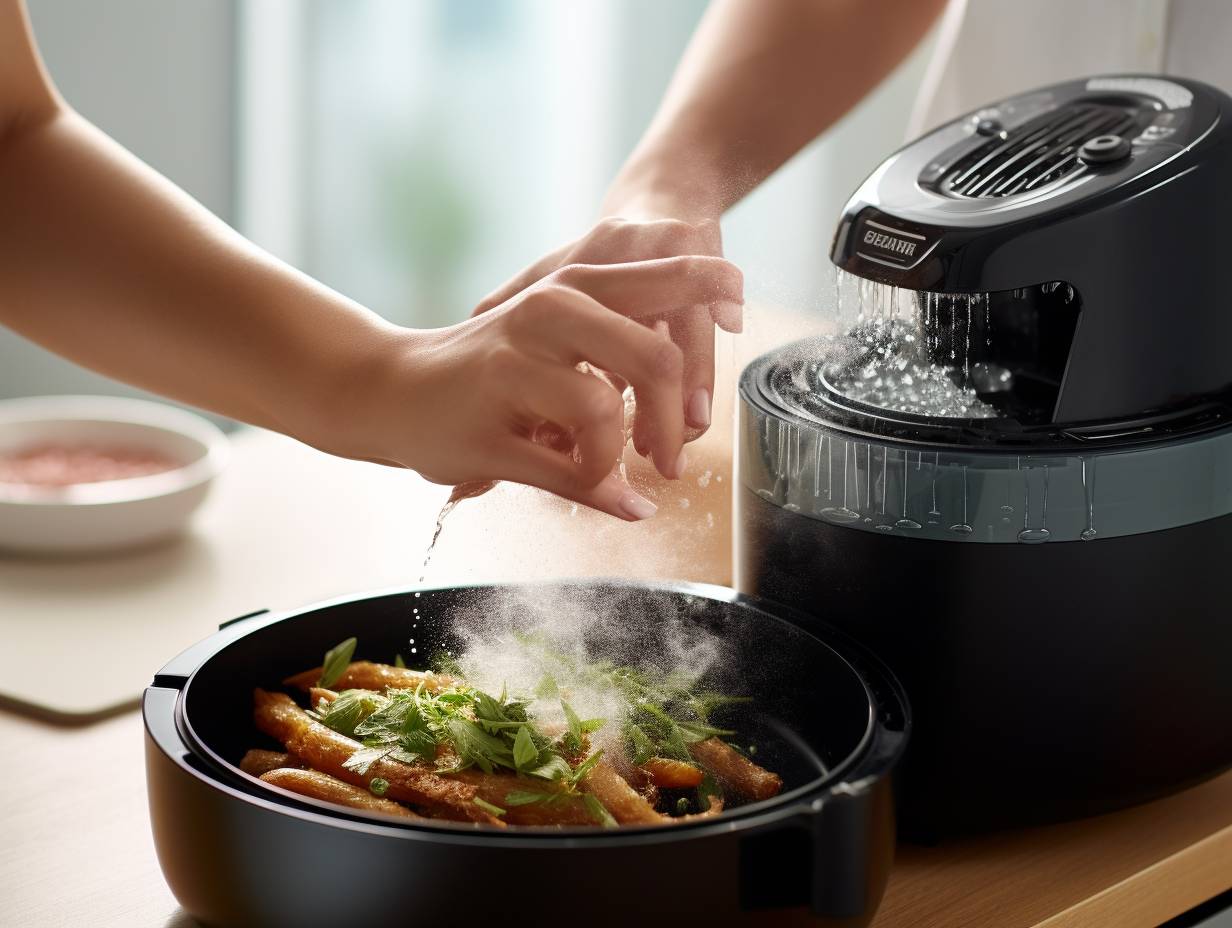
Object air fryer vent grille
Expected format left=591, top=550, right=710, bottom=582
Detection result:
left=938, top=103, right=1142, bottom=198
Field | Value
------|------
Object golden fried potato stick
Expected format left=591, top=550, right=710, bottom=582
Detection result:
left=259, top=768, right=419, bottom=819
left=446, top=770, right=598, bottom=827
left=639, top=757, right=705, bottom=789
left=239, top=749, right=302, bottom=777
left=284, top=662, right=457, bottom=694
left=689, top=738, right=783, bottom=802
left=253, top=689, right=497, bottom=825
left=579, top=757, right=666, bottom=825
left=299, top=687, right=597, bottom=826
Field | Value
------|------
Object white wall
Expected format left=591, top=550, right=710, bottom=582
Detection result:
left=0, top=0, right=237, bottom=411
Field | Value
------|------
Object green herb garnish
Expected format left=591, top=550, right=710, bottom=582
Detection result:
left=317, top=689, right=381, bottom=737
left=473, top=797, right=506, bottom=817
left=314, top=636, right=754, bottom=825
left=582, top=793, right=617, bottom=828
left=318, top=637, right=357, bottom=689
left=369, top=777, right=389, bottom=796
left=513, top=726, right=538, bottom=770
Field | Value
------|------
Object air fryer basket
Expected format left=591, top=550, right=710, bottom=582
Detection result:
left=145, top=580, right=909, bottom=927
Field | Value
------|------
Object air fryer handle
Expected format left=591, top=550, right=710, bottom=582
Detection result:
left=805, top=729, right=902, bottom=920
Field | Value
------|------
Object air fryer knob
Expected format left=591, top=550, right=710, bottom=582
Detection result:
left=1079, top=134, right=1131, bottom=164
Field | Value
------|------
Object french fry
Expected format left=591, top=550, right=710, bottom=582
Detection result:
left=253, top=689, right=498, bottom=825
left=256, top=690, right=605, bottom=827
left=579, top=757, right=666, bottom=825
left=239, top=749, right=302, bottom=777
left=446, top=770, right=597, bottom=827
left=259, top=768, right=418, bottom=819
left=307, top=686, right=338, bottom=709
left=689, top=738, right=783, bottom=802
left=639, top=757, right=705, bottom=789
left=284, top=662, right=457, bottom=694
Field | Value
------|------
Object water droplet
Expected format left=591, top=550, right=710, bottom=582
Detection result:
left=895, top=518, right=922, bottom=530
left=414, top=592, right=421, bottom=598
left=1080, top=528, right=1097, bottom=541
left=1017, top=527, right=1051, bottom=544
left=949, top=523, right=974, bottom=536
left=876, top=524, right=894, bottom=532
left=819, top=507, right=861, bottom=524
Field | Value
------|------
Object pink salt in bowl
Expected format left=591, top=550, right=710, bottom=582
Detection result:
left=0, top=395, right=228, bottom=553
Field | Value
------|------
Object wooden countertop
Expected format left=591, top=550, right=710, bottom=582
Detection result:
left=3, top=327, right=1230, bottom=926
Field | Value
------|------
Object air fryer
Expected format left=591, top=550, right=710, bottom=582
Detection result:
left=736, top=74, right=1232, bottom=837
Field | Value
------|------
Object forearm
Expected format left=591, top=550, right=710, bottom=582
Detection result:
left=605, top=0, right=946, bottom=218
left=0, top=106, right=401, bottom=458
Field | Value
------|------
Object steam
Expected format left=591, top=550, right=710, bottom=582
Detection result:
left=448, top=584, right=727, bottom=748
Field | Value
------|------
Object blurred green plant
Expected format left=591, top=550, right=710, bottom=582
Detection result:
left=377, top=118, right=477, bottom=326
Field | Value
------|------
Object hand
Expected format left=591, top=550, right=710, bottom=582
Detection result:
left=472, top=216, right=742, bottom=444
left=360, top=255, right=743, bottom=520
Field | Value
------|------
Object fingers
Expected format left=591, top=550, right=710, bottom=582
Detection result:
left=497, top=439, right=658, bottom=522
left=669, top=305, right=716, bottom=436
left=522, top=288, right=686, bottom=480
left=551, top=255, right=743, bottom=321
left=471, top=242, right=572, bottom=316
left=516, top=363, right=626, bottom=487
left=472, top=217, right=725, bottom=318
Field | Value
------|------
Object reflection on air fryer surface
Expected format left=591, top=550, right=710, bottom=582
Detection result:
left=242, top=620, right=782, bottom=828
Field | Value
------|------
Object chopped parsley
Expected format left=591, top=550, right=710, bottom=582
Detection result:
left=317, top=637, right=357, bottom=689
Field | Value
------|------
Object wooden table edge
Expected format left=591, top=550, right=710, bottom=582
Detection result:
left=1038, top=821, right=1232, bottom=928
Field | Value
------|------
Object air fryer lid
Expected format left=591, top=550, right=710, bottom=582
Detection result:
left=145, top=581, right=908, bottom=924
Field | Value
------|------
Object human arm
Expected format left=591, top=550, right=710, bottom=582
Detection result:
left=478, top=0, right=944, bottom=437
left=603, top=0, right=948, bottom=221
left=0, top=0, right=742, bottom=518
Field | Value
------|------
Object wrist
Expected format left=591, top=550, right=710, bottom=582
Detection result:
left=603, top=156, right=723, bottom=222
left=288, top=322, right=428, bottom=468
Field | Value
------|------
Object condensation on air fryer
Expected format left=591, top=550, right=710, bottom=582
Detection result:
left=829, top=270, right=1000, bottom=419
left=754, top=415, right=1108, bottom=544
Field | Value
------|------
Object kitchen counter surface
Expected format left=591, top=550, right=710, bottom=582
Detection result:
left=3, top=351, right=1231, bottom=925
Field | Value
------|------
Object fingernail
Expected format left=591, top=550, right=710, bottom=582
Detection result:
left=674, top=447, right=688, bottom=478
left=618, top=490, right=658, bottom=521
left=711, top=300, right=744, bottom=334
left=687, top=387, right=711, bottom=428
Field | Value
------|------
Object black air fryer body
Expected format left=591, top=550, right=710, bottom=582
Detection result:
left=736, top=75, right=1232, bottom=836
left=144, top=582, right=909, bottom=927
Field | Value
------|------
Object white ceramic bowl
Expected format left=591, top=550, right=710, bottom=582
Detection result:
left=0, top=395, right=228, bottom=554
